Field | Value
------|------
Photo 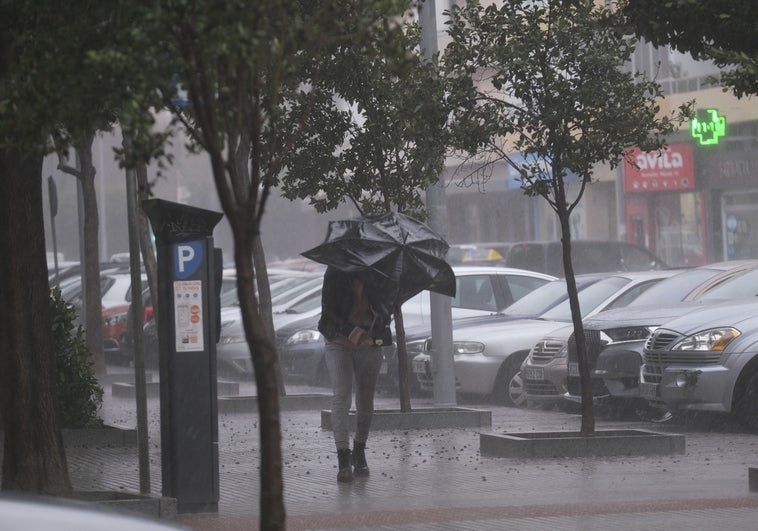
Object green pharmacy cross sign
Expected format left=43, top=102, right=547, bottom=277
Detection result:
left=691, top=108, right=727, bottom=146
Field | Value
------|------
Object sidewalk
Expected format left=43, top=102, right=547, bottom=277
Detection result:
left=67, top=380, right=758, bottom=530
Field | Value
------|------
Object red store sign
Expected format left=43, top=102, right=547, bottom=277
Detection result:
left=624, top=143, right=695, bottom=193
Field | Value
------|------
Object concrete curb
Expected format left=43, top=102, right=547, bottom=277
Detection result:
left=111, top=380, right=240, bottom=399
left=218, top=393, right=333, bottom=413
left=74, top=490, right=177, bottom=520
left=321, top=407, right=492, bottom=431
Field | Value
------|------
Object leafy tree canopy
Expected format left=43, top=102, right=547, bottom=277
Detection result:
left=444, top=0, right=691, bottom=211
left=280, top=22, right=448, bottom=219
left=623, top=0, right=758, bottom=97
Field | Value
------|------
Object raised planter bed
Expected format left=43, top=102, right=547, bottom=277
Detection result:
left=74, top=490, right=177, bottom=519
left=321, top=407, right=492, bottom=431
left=218, top=393, right=333, bottom=413
left=480, top=429, right=685, bottom=458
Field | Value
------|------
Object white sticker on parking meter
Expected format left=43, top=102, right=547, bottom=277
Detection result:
left=174, top=280, right=204, bottom=352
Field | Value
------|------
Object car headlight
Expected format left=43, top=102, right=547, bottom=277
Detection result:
left=453, top=341, right=485, bottom=355
left=671, top=327, right=740, bottom=351
left=555, top=345, right=567, bottom=359
left=603, top=326, right=656, bottom=342
left=285, top=329, right=322, bottom=346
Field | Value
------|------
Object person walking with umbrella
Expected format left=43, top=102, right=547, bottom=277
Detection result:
left=318, top=266, right=393, bottom=483
left=304, top=212, right=455, bottom=482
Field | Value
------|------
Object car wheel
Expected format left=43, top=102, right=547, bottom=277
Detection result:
left=493, top=356, right=527, bottom=407
left=736, top=370, right=758, bottom=432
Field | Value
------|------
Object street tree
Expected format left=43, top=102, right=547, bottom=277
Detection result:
left=0, top=2, right=118, bottom=494
left=0, top=1, right=169, bottom=495
left=443, top=0, right=691, bottom=435
left=623, top=0, right=758, bottom=98
left=280, top=22, right=449, bottom=412
left=123, top=1, right=412, bottom=527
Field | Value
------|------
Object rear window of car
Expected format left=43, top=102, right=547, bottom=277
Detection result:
left=697, top=267, right=758, bottom=301
left=539, top=276, right=631, bottom=321
left=626, top=267, right=723, bottom=307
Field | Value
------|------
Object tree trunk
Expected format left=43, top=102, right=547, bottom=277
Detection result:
left=252, top=236, right=285, bottom=396
left=135, top=163, right=158, bottom=310
left=235, top=233, right=285, bottom=528
left=75, top=134, right=105, bottom=373
left=557, top=204, right=595, bottom=435
left=0, top=148, right=72, bottom=494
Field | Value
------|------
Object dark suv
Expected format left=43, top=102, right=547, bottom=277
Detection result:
left=449, top=240, right=667, bottom=277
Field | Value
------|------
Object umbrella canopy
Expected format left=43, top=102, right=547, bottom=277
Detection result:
left=302, top=212, right=456, bottom=307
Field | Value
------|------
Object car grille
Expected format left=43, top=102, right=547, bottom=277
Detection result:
left=566, top=329, right=608, bottom=396
left=642, top=328, right=723, bottom=384
left=567, top=329, right=603, bottom=365
left=530, top=340, right=566, bottom=365
left=524, top=379, right=562, bottom=396
left=644, top=330, right=680, bottom=351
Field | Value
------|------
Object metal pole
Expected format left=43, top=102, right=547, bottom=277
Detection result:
left=47, top=176, right=60, bottom=287
left=419, top=0, right=457, bottom=407
left=125, top=152, right=151, bottom=494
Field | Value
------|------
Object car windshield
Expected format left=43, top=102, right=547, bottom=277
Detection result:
left=539, top=276, right=631, bottom=321
left=282, top=290, right=322, bottom=314
left=626, top=267, right=724, bottom=306
left=501, top=277, right=598, bottom=317
left=219, top=275, right=320, bottom=308
left=697, top=266, right=758, bottom=300
left=270, top=276, right=322, bottom=306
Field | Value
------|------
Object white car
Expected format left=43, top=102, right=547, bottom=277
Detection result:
left=275, top=265, right=557, bottom=387
left=412, top=271, right=680, bottom=406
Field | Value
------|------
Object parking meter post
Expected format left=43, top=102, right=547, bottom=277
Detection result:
left=142, top=198, right=223, bottom=514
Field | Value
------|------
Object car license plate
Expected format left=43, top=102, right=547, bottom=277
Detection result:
left=568, top=362, right=579, bottom=377
left=522, top=366, right=544, bottom=381
left=413, top=359, right=428, bottom=375
left=639, top=382, right=658, bottom=400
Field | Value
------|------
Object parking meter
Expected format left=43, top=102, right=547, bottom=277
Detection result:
left=143, top=198, right=223, bottom=513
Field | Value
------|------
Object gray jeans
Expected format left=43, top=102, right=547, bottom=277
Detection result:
left=325, top=342, right=384, bottom=450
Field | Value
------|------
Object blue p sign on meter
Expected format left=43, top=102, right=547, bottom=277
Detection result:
left=174, top=241, right=203, bottom=279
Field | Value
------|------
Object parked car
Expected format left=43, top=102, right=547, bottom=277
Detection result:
left=522, top=268, right=701, bottom=410
left=447, top=240, right=667, bottom=277
left=275, top=266, right=557, bottom=387
left=412, top=271, right=678, bottom=406
left=640, top=298, right=758, bottom=431
left=59, top=271, right=149, bottom=362
left=560, top=260, right=758, bottom=413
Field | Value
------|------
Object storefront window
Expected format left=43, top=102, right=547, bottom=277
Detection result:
left=722, top=191, right=758, bottom=260
left=654, top=191, right=706, bottom=267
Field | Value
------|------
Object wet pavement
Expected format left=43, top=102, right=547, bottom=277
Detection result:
left=64, top=370, right=758, bottom=530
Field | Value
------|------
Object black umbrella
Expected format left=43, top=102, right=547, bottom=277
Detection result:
left=302, top=212, right=456, bottom=307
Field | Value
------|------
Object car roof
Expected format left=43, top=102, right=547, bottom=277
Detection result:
left=448, top=264, right=556, bottom=280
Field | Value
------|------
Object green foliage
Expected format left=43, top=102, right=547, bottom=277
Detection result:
left=623, top=0, right=758, bottom=98
left=279, top=21, right=449, bottom=219
left=444, top=0, right=691, bottom=214
left=50, top=289, right=104, bottom=429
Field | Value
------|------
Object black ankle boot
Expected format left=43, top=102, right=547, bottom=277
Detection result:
left=352, top=440, right=369, bottom=477
left=337, top=448, right=353, bottom=483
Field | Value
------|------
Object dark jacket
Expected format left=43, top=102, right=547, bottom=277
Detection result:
left=318, top=267, right=393, bottom=345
